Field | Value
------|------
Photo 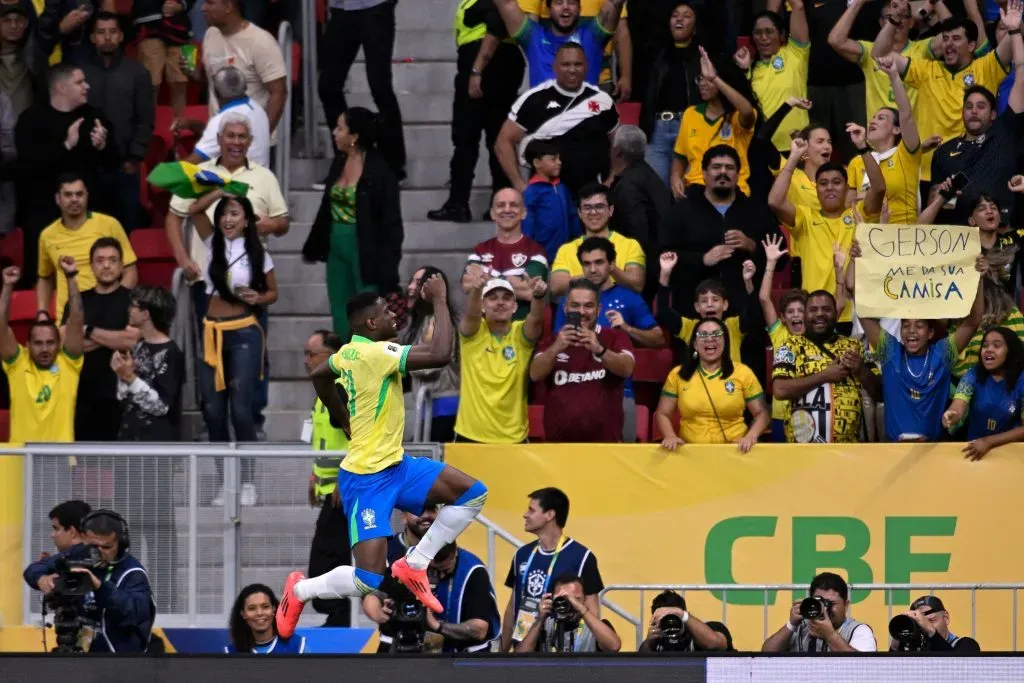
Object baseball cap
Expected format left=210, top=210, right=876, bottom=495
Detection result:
left=482, top=278, right=514, bottom=297
left=910, top=596, right=945, bottom=613
left=0, top=0, right=29, bottom=17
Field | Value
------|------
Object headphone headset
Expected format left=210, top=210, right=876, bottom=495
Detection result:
left=80, top=509, right=131, bottom=553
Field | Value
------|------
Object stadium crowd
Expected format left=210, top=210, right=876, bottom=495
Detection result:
left=4, top=0, right=1024, bottom=656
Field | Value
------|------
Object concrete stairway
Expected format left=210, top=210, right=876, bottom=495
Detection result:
left=263, top=0, right=501, bottom=441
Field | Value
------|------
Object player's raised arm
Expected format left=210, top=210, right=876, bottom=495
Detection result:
left=405, top=274, right=454, bottom=371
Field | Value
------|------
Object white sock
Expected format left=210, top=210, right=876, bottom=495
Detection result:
left=407, top=504, right=482, bottom=570
left=294, top=566, right=359, bottom=602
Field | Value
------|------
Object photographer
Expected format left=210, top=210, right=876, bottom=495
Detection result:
left=889, top=596, right=981, bottom=652
left=514, top=574, right=621, bottom=653
left=23, top=510, right=155, bottom=653
left=363, top=540, right=499, bottom=654
left=762, top=572, right=876, bottom=653
left=638, top=590, right=732, bottom=652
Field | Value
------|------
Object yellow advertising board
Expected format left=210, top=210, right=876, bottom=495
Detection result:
left=447, top=443, right=1024, bottom=651
left=854, top=223, right=981, bottom=319
left=0, top=451, right=23, bottom=628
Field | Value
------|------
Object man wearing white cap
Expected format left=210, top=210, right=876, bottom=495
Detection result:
left=454, top=269, right=547, bottom=444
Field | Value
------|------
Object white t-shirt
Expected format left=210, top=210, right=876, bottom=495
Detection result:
left=195, top=97, right=271, bottom=168
left=202, top=23, right=287, bottom=145
left=203, top=234, right=275, bottom=296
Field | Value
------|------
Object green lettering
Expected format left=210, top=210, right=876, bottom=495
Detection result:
left=884, top=517, right=956, bottom=605
left=792, top=517, right=873, bottom=603
left=34, top=385, right=51, bottom=404
left=339, top=369, right=357, bottom=416
left=704, top=516, right=777, bottom=605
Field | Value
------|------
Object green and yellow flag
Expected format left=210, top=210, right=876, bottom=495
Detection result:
left=147, top=162, right=250, bottom=199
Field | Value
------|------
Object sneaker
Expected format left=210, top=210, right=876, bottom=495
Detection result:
left=276, top=571, right=307, bottom=638
left=391, top=556, right=443, bottom=613
left=211, top=485, right=225, bottom=507
left=241, top=483, right=258, bottom=506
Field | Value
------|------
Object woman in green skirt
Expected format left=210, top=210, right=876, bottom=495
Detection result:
left=302, top=107, right=405, bottom=340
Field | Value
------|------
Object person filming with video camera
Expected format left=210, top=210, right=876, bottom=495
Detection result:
left=762, top=572, right=876, bottom=653
left=639, top=590, right=732, bottom=652
left=23, top=509, right=155, bottom=653
left=888, top=595, right=980, bottom=652
left=514, top=574, right=621, bottom=653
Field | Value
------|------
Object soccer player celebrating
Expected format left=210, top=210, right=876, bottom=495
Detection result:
left=275, top=275, right=489, bottom=635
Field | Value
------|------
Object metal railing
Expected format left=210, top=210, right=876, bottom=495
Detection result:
left=473, top=514, right=637, bottom=633
left=413, top=386, right=434, bottom=442
left=18, top=443, right=442, bottom=627
left=302, top=0, right=320, bottom=158
left=274, top=21, right=294, bottom=194
left=601, top=583, right=1024, bottom=650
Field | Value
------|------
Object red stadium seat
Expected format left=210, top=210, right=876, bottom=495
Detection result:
left=651, top=410, right=681, bottom=441
left=635, top=404, right=650, bottom=443
left=616, top=102, right=641, bottom=126
left=528, top=405, right=545, bottom=442
left=631, top=347, right=674, bottom=384
left=10, top=291, right=53, bottom=344
left=0, top=227, right=23, bottom=270
left=0, top=409, right=9, bottom=442
left=131, top=229, right=178, bottom=289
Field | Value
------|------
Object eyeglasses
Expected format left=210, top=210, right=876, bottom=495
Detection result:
left=695, top=330, right=724, bottom=340
left=580, top=203, right=609, bottom=214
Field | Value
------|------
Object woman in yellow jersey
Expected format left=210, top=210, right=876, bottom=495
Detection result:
left=670, top=46, right=759, bottom=198
left=656, top=317, right=770, bottom=452
left=735, top=5, right=809, bottom=154
left=188, top=189, right=278, bottom=506
left=843, top=57, right=921, bottom=225
left=788, top=124, right=834, bottom=214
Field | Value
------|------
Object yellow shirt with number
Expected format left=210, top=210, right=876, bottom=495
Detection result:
left=4, top=346, right=83, bottom=443
left=661, top=363, right=763, bottom=444
left=751, top=39, right=810, bottom=152
left=857, top=39, right=933, bottom=118
left=846, top=142, right=921, bottom=225
left=37, top=213, right=137, bottom=317
left=518, top=0, right=624, bottom=85
left=551, top=231, right=646, bottom=277
left=455, top=320, right=536, bottom=443
left=904, top=51, right=1009, bottom=181
left=674, top=106, right=756, bottom=195
left=791, top=202, right=880, bottom=322
left=327, top=335, right=410, bottom=475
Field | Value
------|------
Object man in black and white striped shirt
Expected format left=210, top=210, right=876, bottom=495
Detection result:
left=495, top=42, right=619, bottom=198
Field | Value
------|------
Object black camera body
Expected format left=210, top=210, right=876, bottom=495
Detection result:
left=552, top=595, right=580, bottom=624
left=53, top=557, right=97, bottom=597
left=800, top=596, right=832, bottom=621
left=655, top=613, right=692, bottom=652
left=889, top=614, right=930, bottom=652
left=388, top=583, right=428, bottom=654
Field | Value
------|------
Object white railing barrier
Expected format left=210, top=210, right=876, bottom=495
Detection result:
left=601, top=583, right=1024, bottom=651
left=18, top=443, right=442, bottom=627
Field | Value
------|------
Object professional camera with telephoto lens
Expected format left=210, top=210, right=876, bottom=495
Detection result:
left=46, top=554, right=103, bottom=652
left=889, top=614, right=930, bottom=652
left=800, top=596, right=832, bottom=621
left=388, top=583, right=427, bottom=654
left=53, top=557, right=97, bottom=597
left=656, top=613, right=690, bottom=651
left=552, top=595, right=579, bottom=624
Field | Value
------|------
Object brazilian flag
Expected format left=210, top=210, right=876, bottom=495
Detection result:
left=147, top=161, right=250, bottom=198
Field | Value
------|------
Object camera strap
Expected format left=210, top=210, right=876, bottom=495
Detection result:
left=521, top=536, right=568, bottom=602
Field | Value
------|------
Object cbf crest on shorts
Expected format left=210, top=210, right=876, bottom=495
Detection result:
left=360, top=508, right=377, bottom=530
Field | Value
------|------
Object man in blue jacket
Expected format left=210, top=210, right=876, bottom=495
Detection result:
left=24, top=509, right=156, bottom=653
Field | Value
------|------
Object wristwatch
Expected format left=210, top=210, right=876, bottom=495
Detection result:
left=470, top=67, right=482, bottom=76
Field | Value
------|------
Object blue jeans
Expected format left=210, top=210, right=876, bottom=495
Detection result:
left=199, top=322, right=263, bottom=450
left=644, top=116, right=681, bottom=186
left=253, top=307, right=269, bottom=430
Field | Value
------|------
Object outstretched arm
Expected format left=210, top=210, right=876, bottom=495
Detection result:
left=759, top=236, right=787, bottom=329
left=861, top=151, right=886, bottom=216
left=494, top=0, right=527, bottom=38
left=700, top=47, right=755, bottom=128
left=952, top=256, right=989, bottom=351
left=60, top=257, right=85, bottom=357
left=767, top=139, right=805, bottom=226
left=879, top=56, right=919, bottom=151
left=405, top=275, right=454, bottom=371
left=829, top=0, right=869, bottom=64
left=788, top=0, right=809, bottom=45
left=0, top=267, right=20, bottom=360
left=1007, top=2, right=1024, bottom=114
left=597, top=0, right=627, bottom=34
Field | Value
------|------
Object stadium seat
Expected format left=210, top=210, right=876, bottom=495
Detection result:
left=131, top=229, right=178, bottom=289
left=0, top=409, right=8, bottom=442
left=0, top=227, right=23, bottom=269
left=10, top=290, right=53, bottom=344
left=635, top=404, right=650, bottom=442
left=528, top=405, right=545, bottom=441
left=631, top=348, right=674, bottom=384
left=616, top=102, right=641, bottom=126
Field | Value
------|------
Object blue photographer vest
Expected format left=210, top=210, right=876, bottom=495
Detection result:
left=433, top=548, right=500, bottom=653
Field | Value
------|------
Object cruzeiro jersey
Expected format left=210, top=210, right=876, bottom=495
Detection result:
left=328, top=335, right=410, bottom=475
